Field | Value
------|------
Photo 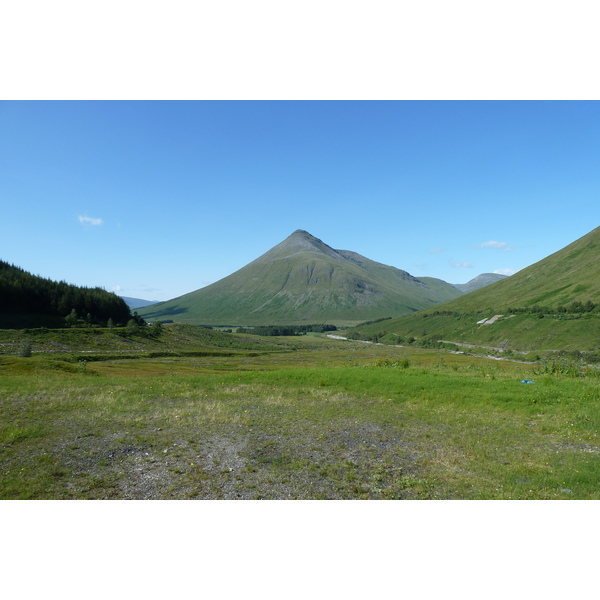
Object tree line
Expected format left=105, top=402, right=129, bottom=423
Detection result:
left=236, top=324, right=337, bottom=336
left=422, top=304, right=600, bottom=318
left=507, top=301, right=600, bottom=315
left=0, top=260, right=134, bottom=328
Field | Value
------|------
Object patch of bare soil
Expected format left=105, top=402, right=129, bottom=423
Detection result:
left=47, top=419, right=444, bottom=500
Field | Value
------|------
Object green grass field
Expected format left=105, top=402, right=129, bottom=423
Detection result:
left=1, top=325, right=599, bottom=499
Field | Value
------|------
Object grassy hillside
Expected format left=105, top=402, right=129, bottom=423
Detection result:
left=140, top=230, right=464, bottom=326
left=351, top=310, right=600, bottom=356
left=347, top=226, right=600, bottom=354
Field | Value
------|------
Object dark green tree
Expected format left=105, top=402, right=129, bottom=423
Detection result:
left=65, top=308, right=78, bottom=327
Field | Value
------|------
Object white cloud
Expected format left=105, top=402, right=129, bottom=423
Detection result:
left=494, top=268, right=518, bottom=276
left=78, top=215, right=104, bottom=226
left=476, top=240, right=514, bottom=251
left=451, top=261, right=473, bottom=268
left=112, top=285, right=122, bottom=292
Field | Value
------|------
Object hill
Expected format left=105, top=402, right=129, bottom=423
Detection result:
left=0, top=260, right=133, bottom=329
left=348, top=225, right=600, bottom=354
left=139, top=230, right=466, bottom=327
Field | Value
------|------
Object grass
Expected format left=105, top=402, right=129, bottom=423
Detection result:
left=2, top=326, right=600, bottom=499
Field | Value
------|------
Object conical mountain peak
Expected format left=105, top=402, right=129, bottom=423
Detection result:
left=262, top=230, right=343, bottom=262
left=285, top=229, right=328, bottom=246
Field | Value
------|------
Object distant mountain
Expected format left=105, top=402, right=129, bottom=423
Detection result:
left=120, top=297, right=159, bottom=310
left=348, top=226, right=600, bottom=352
left=139, top=230, right=466, bottom=326
left=453, top=273, right=508, bottom=294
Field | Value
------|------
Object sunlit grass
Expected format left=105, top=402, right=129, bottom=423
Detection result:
left=2, top=335, right=600, bottom=499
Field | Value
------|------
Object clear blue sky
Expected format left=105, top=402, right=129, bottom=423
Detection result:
left=1, top=101, right=598, bottom=301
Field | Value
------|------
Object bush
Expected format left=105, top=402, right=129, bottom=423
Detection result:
left=19, top=341, right=32, bottom=357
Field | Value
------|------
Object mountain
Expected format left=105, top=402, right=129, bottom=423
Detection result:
left=139, top=230, right=465, bottom=326
left=349, top=226, right=600, bottom=353
left=453, top=273, right=508, bottom=294
left=120, top=296, right=159, bottom=310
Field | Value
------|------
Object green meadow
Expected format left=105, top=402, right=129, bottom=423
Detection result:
left=1, top=325, right=599, bottom=499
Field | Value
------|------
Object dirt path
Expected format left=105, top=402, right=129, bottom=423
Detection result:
left=328, top=334, right=535, bottom=364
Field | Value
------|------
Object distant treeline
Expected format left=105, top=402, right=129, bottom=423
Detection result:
left=356, top=316, right=392, bottom=326
left=423, top=304, right=600, bottom=318
left=346, top=329, right=460, bottom=350
left=508, top=301, right=600, bottom=315
left=0, top=260, right=133, bottom=328
left=236, top=324, right=337, bottom=336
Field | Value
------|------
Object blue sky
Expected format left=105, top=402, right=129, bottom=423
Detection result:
left=1, top=100, right=598, bottom=301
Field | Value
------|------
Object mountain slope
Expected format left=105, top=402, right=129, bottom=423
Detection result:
left=349, top=226, right=600, bottom=352
left=139, top=230, right=464, bottom=326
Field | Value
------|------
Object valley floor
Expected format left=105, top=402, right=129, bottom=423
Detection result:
left=2, top=326, right=600, bottom=499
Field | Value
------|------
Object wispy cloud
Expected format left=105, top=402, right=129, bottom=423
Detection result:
left=451, top=261, right=473, bottom=268
left=429, top=247, right=444, bottom=255
left=475, top=240, right=514, bottom=252
left=494, top=268, right=518, bottom=276
left=112, top=285, right=122, bottom=292
left=78, top=215, right=104, bottom=226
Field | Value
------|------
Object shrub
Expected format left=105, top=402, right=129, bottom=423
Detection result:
left=19, top=341, right=33, bottom=357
